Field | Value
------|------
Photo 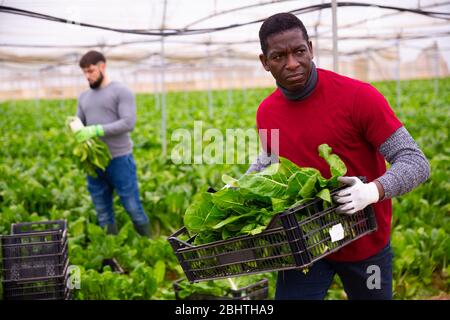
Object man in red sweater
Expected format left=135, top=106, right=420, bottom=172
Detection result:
left=250, top=13, right=430, bottom=299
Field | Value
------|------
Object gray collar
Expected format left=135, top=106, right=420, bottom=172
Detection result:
left=277, top=61, right=318, bottom=101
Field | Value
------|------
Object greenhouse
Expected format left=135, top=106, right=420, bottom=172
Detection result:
left=0, top=0, right=449, bottom=305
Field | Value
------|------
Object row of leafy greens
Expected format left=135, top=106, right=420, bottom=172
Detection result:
left=183, top=144, right=347, bottom=245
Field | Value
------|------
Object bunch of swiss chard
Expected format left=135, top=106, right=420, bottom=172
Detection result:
left=67, top=117, right=111, bottom=178
left=184, top=144, right=347, bottom=244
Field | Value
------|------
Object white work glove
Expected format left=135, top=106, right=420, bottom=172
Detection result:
left=333, top=176, right=380, bottom=214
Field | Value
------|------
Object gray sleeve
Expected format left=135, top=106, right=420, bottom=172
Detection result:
left=376, top=126, right=430, bottom=200
left=246, top=151, right=276, bottom=174
left=76, top=94, right=86, bottom=125
left=102, top=87, right=136, bottom=136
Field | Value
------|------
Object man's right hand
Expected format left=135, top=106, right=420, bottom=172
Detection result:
left=75, top=125, right=104, bottom=143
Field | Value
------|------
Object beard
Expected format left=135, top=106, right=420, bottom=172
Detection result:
left=89, top=71, right=104, bottom=89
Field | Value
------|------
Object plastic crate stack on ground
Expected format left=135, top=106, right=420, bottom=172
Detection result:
left=0, top=220, right=70, bottom=300
left=168, top=186, right=377, bottom=283
left=173, top=278, right=269, bottom=300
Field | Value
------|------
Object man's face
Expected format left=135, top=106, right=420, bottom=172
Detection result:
left=260, top=28, right=314, bottom=92
left=81, top=63, right=105, bottom=89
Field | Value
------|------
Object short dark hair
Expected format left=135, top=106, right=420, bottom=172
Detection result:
left=259, top=13, right=309, bottom=55
left=79, top=50, right=106, bottom=68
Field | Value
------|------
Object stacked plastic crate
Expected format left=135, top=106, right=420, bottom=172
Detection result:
left=173, top=278, right=269, bottom=300
left=1, top=220, right=69, bottom=300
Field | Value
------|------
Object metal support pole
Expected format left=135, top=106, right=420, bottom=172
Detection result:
left=314, top=0, right=323, bottom=67
left=207, top=43, right=213, bottom=119
left=433, top=41, right=439, bottom=97
left=314, top=24, right=320, bottom=67
left=60, top=72, right=64, bottom=108
left=331, top=0, right=338, bottom=73
left=35, top=70, right=41, bottom=108
left=160, top=0, right=168, bottom=158
left=396, top=38, right=401, bottom=109
left=227, top=50, right=233, bottom=108
left=153, top=69, right=160, bottom=111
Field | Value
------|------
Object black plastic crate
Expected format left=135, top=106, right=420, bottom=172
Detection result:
left=11, top=220, right=67, bottom=235
left=1, top=220, right=70, bottom=300
left=2, top=241, right=69, bottom=282
left=173, top=278, right=269, bottom=300
left=233, top=278, right=269, bottom=300
left=4, top=287, right=69, bottom=300
left=2, top=221, right=67, bottom=259
left=1, top=221, right=68, bottom=281
left=168, top=188, right=377, bottom=282
left=2, top=266, right=70, bottom=300
left=278, top=189, right=377, bottom=267
left=169, top=225, right=297, bottom=282
left=1, top=236, right=67, bottom=265
left=1, top=231, right=67, bottom=256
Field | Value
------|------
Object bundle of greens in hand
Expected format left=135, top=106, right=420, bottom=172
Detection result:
left=67, top=116, right=111, bottom=178
left=183, top=144, right=347, bottom=245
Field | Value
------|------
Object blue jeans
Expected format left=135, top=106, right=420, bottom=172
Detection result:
left=275, top=242, right=393, bottom=300
left=87, top=153, right=149, bottom=228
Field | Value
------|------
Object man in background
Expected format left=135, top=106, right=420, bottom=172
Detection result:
left=75, top=50, right=150, bottom=237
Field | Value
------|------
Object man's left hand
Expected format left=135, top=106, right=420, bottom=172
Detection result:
left=333, top=176, right=380, bottom=214
left=75, top=125, right=104, bottom=143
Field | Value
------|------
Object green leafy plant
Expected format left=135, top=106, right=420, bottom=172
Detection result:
left=184, top=143, right=347, bottom=244
left=67, top=116, right=111, bottom=177
left=71, top=139, right=111, bottom=177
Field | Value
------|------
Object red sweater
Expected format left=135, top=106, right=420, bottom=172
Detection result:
left=257, top=68, right=403, bottom=261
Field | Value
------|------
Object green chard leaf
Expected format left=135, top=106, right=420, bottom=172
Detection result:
left=318, top=144, right=347, bottom=178
left=211, top=188, right=249, bottom=215
left=183, top=192, right=226, bottom=233
left=238, top=163, right=288, bottom=198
